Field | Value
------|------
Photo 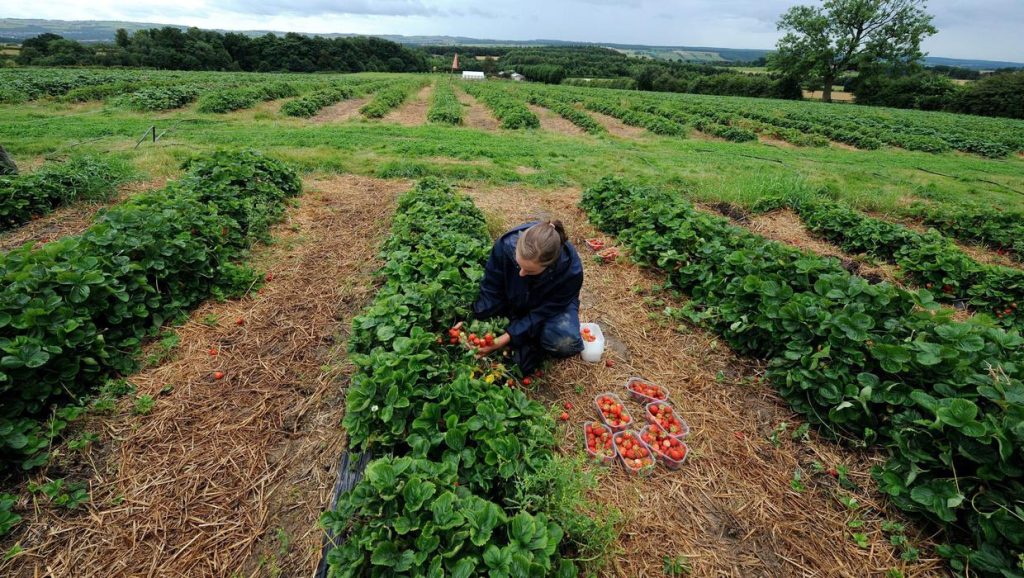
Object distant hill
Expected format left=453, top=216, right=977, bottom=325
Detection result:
left=1, top=17, right=1021, bottom=70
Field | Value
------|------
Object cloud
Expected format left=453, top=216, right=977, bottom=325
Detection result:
left=217, top=0, right=442, bottom=17
left=3, top=0, right=1022, bottom=61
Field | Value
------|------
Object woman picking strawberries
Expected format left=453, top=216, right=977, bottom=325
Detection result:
left=464, top=219, right=584, bottom=375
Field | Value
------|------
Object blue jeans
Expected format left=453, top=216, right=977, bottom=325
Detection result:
left=513, top=304, right=584, bottom=374
left=539, top=305, right=585, bottom=357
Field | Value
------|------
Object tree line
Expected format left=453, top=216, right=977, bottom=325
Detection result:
left=15, top=27, right=428, bottom=73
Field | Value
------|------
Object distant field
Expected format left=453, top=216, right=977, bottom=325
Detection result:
left=1, top=68, right=1023, bottom=578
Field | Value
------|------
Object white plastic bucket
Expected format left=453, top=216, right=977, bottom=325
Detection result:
left=580, top=322, right=605, bottom=363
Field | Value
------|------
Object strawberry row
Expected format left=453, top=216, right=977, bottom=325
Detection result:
left=581, top=177, right=1024, bottom=576
left=325, top=178, right=577, bottom=577
left=0, top=155, right=132, bottom=232
left=0, top=150, right=301, bottom=472
left=753, top=195, right=1024, bottom=329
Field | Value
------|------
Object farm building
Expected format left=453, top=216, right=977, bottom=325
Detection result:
left=461, top=70, right=485, bottom=80
left=510, top=72, right=525, bottom=81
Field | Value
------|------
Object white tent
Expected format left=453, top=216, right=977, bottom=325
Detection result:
left=461, top=71, right=485, bottom=81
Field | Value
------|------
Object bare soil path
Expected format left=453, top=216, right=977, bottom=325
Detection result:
left=383, top=83, right=433, bottom=126
left=453, top=87, right=500, bottom=131
left=310, top=98, right=370, bottom=124
left=527, top=103, right=586, bottom=137
left=587, top=111, right=647, bottom=139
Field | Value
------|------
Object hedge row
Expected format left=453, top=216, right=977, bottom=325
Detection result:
left=0, top=150, right=301, bottom=472
left=323, top=179, right=577, bottom=577
left=197, top=82, right=298, bottom=113
left=461, top=83, right=539, bottom=129
left=0, top=155, right=133, bottom=232
left=754, top=196, right=1024, bottom=329
left=581, top=178, right=1024, bottom=576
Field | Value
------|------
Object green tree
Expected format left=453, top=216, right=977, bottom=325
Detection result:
left=769, top=0, right=936, bottom=102
left=114, top=28, right=130, bottom=48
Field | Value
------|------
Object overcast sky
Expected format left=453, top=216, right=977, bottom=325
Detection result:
left=4, top=0, right=1023, bottom=62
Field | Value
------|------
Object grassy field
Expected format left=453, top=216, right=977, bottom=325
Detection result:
left=2, top=69, right=1024, bottom=577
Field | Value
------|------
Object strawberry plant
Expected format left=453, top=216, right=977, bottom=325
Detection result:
left=757, top=195, right=1024, bottom=329
left=197, top=82, right=298, bottom=113
left=330, top=178, right=611, bottom=574
left=525, top=92, right=605, bottom=135
left=0, top=155, right=133, bottom=232
left=462, top=83, right=540, bottom=129
left=427, top=80, right=463, bottom=125
left=360, top=79, right=427, bottom=118
left=280, top=85, right=354, bottom=117
left=0, top=493, right=19, bottom=537
left=581, top=176, right=1024, bottom=576
left=321, top=456, right=574, bottom=578
left=0, top=150, right=300, bottom=472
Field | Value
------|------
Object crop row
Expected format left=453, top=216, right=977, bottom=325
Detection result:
left=112, top=85, right=204, bottom=112
left=323, top=179, right=578, bottom=576
left=0, top=70, right=127, bottom=103
left=0, top=150, right=301, bottom=473
left=582, top=97, right=686, bottom=136
left=755, top=196, right=1024, bottom=328
left=525, top=92, right=605, bottom=135
left=0, top=155, right=132, bottom=232
left=581, top=178, right=1024, bottom=576
left=360, top=79, right=427, bottom=119
left=280, top=79, right=386, bottom=118
left=906, top=202, right=1024, bottom=262
left=626, top=100, right=755, bottom=142
left=427, top=79, right=463, bottom=125
left=461, top=83, right=539, bottom=129
left=196, top=82, right=299, bottom=114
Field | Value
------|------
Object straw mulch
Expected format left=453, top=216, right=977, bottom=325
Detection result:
left=453, top=87, right=501, bottom=132
left=527, top=104, right=587, bottom=138
left=0, top=179, right=166, bottom=253
left=383, top=83, right=433, bottom=126
left=587, top=111, right=648, bottom=139
left=0, top=175, right=408, bottom=578
left=462, top=184, right=947, bottom=578
left=740, top=208, right=900, bottom=286
left=310, top=98, right=370, bottom=124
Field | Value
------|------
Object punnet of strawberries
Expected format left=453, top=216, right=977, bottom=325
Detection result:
left=627, top=378, right=668, bottom=401
left=642, top=425, right=688, bottom=463
left=583, top=421, right=614, bottom=460
left=646, top=402, right=688, bottom=437
left=613, top=430, right=654, bottom=472
left=595, top=393, right=632, bottom=430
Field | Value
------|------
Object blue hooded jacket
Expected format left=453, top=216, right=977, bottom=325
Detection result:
left=473, top=222, right=583, bottom=346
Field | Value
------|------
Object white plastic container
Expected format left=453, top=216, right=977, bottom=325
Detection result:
left=580, top=322, right=605, bottom=363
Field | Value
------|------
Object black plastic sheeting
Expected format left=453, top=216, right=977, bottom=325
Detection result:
left=313, top=449, right=373, bottom=578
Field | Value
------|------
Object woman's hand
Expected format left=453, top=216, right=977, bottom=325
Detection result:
left=475, top=333, right=511, bottom=358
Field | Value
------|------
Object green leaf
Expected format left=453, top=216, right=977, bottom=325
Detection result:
left=370, top=542, right=400, bottom=567
left=936, top=398, right=978, bottom=429
left=402, top=478, right=436, bottom=512
left=451, top=558, right=477, bottom=578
